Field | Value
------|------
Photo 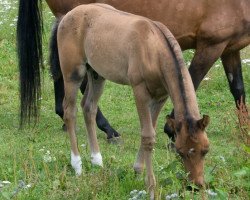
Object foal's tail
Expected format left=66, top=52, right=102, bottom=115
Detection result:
left=17, top=0, right=43, bottom=126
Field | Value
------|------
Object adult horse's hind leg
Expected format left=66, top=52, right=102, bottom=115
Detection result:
left=63, top=75, right=85, bottom=175
left=81, top=68, right=105, bottom=166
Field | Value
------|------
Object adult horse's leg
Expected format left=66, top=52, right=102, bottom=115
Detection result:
left=49, top=20, right=120, bottom=139
left=132, top=83, right=156, bottom=199
left=81, top=68, right=104, bottom=166
left=221, top=51, right=247, bottom=108
left=221, top=51, right=249, bottom=129
left=164, top=42, right=228, bottom=140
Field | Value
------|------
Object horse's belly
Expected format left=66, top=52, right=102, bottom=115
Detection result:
left=87, top=58, right=130, bottom=85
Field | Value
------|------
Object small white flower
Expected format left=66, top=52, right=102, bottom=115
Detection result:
left=206, top=189, right=217, bottom=196
left=81, top=144, right=86, bottom=148
left=130, top=189, right=138, bottom=196
left=242, top=59, right=250, bottom=64
left=166, top=193, right=178, bottom=200
left=219, top=155, right=226, bottom=162
left=24, top=184, right=31, bottom=189
left=43, top=154, right=52, bottom=163
left=203, top=77, right=211, bottom=81
left=2, top=181, right=11, bottom=184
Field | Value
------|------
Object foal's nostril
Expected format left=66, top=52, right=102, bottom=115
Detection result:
left=186, top=176, right=204, bottom=191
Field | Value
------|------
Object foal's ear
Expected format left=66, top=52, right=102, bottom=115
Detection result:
left=197, top=115, right=210, bottom=130
left=166, top=115, right=175, bottom=130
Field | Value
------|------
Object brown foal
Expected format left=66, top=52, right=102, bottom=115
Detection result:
left=57, top=4, right=210, bottom=198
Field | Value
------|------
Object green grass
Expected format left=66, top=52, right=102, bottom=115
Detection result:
left=0, top=1, right=250, bottom=199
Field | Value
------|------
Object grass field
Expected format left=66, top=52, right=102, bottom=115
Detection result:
left=0, top=1, right=249, bottom=199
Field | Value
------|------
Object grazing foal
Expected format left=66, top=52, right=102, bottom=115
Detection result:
left=57, top=4, right=210, bottom=198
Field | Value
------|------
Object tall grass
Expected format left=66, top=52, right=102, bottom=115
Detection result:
left=0, top=1, right=249, bottom=199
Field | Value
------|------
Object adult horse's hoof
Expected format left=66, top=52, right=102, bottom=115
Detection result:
left=106, top=129, right=120, bottom=139
left=107, top=136, right=123, bottom=145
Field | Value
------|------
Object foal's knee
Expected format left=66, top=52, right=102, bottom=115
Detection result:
left=141, top=136, right=155, bottom=151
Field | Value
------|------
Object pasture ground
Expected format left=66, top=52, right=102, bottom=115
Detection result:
left=0, top=1, right=249, bottom=199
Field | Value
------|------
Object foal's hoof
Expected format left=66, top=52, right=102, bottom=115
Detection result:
left=107, top=136, right=123, bottom=145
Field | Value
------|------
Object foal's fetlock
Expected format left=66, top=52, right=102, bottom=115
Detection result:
left=146, top=175, right=156, bottom=200
left=141, top=136, right=155, bottom=151
left=133, top=163, right=144, bottom=174
left=71, top=151, right=82, bottom=176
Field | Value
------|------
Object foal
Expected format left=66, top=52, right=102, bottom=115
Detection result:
left=57, top=4, right=210, bottom=198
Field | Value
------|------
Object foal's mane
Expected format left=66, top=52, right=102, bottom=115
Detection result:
left=152, top=21, right=192, bottom=117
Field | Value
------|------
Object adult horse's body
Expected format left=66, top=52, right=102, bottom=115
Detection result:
left=17, top=0, right=250, bottom=138
left=56, top=4, right=210, bottom=198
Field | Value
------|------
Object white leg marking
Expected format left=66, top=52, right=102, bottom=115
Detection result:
left=71, top=151, right=82, bottom=175
left=91, top=152, right=103, bottom=167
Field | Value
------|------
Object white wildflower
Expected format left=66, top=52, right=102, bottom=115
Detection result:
left=206, top=189, right=217, bottom=197
left=166, top=193, right=178, bottom=200
left=24, top=184, right=31, bottom=189
left=203, top=77, right=211, bottom=81
left=219, top=155, right=226, bottom=163
left=130, top=189, right=138, bottom=196
left=2, top=181, right=11, bottom=184
left=242, top=59, right=250, bottom=64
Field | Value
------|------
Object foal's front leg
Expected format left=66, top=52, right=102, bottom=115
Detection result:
left=81, top=69, right=105, bottom=166
left=133, top=84, right=156, bottom=199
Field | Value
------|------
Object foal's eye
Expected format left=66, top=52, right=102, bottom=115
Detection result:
left=177, top=151, right=185, bottom=158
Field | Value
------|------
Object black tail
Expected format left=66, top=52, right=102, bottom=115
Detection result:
left=17, top=0, right=43, bottom=126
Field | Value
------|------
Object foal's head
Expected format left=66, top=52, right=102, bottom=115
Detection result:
left=166, top=115, right=210, bottom=187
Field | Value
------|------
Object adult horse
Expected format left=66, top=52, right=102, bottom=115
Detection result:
left=17, top=0, right=250, bottom=139
left=56, top=4, right=210, bottom=198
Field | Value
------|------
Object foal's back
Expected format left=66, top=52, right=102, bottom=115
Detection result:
left=58, top=4, right=169, bottom=87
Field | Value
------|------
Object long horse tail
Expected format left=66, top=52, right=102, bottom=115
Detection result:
left=17, top=0, right=43, bottom=126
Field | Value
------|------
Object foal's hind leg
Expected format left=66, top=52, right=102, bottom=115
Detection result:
left=79, top=76, right=120, bottom=140
left=63, top=72, right=85, bottom=175
left=81, top=69, right=105, bottom=166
